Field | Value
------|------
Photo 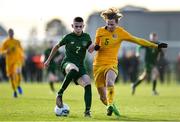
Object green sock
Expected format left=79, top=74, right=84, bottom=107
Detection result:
left=84, top=85, right=92, bottom=111
left=49, top=82, right=55, bottom=92
left=134, top=79, right=143, bottom=87
left=58, top=69, right=78, bottom=96
left=153, top=80, right=157, bottom=91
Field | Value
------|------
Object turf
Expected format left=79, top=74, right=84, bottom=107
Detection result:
left=0, top=82, right=180, bottom=121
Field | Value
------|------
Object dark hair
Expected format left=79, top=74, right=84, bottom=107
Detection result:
left=8, top=28, right=14, bottom=33
left=73, top=17, right=84, bottom=22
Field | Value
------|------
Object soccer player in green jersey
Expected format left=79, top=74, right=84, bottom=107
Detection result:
left=44, top=40, right=64, bottom=92
left=132, top=32, right=167, bottom=95
left=44, top=17, right=92, bottom=117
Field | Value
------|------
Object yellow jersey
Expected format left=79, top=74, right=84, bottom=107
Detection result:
left=93, top=26, right=158, bottom=66
left=0, top=38, right=24, bottom=66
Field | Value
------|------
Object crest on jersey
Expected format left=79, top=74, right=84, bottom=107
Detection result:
left=71, top=41, right=75, bottom=44
left=82, top=41, right=88, bottom=47
left=112, top=34, right=118, bottom=39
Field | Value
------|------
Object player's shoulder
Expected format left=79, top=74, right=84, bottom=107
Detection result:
left=64, top=33, right=72, bottom=38
left=3, top=37, right=11, bottom=42
left=96, top=26, right=106, bottom=32
left=1, top=38, right=8, bottom=44
left=2, top=38, right=12, bottom=45
left=14, top=38, right=21, bottom=43
left=61, top=33, right=73, bottom=41
left=82, top=32, right=91, bottom=38
left=96, top=26, right=107, bottom=36
left=82, top=32, right=90, bottom=36
left=116, top=26, right=126, bottom=32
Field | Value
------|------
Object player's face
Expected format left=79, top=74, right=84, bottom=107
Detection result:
left=106, top=19, right=117, bottom=32
left=8, top=29, right=14, bottom=38
left=150, top=34, right=158, bottom=42
left=72, top=22, right=84, bottom=35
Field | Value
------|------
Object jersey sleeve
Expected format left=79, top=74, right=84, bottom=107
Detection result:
left=95, top=29, right=101, bottom=45
left=0, top=40, right=7, bottom=54
left=86, top=34, right=92, bottom=48
left=121, top=29, right=158, bottom=48
left=18, top=40, right=24, bottom=55
left=58, top=35, right=68, bottom=47
left=17, top=40, right=25, bottom=63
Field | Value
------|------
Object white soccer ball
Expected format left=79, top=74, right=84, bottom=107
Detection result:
left=54, top=103, right=70, bottom=116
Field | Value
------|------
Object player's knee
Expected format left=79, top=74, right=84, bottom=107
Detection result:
left=84, top=76, right=91, bottom=86
left=84, top=81, right=91, bottom=87
left=106, top=77, right=116, bottom=86
left=65, top=63, right=79, bottom=73
left=152, top=76, right=158, bottom=81
left=16, top=68, right=21, bottom=74
left=69, top=67, right=79, bottom=72
left=107, top=79, right=114, bottom=86
left=79, top=76, right=91, bottom=87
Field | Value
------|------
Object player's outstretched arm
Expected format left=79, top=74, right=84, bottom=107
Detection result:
left=121, top=29, right=158, bottom=48
left=88, top=44, right=95, bottom=53
left=44, top=44, right=60, bottom=68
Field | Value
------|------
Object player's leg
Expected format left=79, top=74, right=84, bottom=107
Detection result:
left=49, top=81, right=55, bottom=92
left=94, top=65, right=120, bottom=116
left=7, top=65, right=18, bottom=98
left=77, top=74, right=92, bottom=117
left=151, top=67, right=159, bottom=95
left=9, top=74, right=18, bottom=98
left=132, top=70, right=147, bottom=95
left=106, top=69, right=120, bottom=117
left=97, top=87, right=107, bottom=105
left=16, top=66, right=23, bottom=95
left=48, top=72, right=58, bottom=92
left=93, top=65, right=107, bottom=105
left=106, top=69, right=116, bottom=105
left=57, top=63, right=79, bottom=108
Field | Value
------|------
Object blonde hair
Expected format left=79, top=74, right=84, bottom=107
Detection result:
left=101, top=7, right=123, bottom=21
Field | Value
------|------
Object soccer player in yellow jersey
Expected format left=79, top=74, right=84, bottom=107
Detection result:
left=88, top=8, right=167, bottom=117
left=0, top=28, right=25, bottom=98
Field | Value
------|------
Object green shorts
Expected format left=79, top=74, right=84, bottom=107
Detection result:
left=61, top=62, right=87, bottom=85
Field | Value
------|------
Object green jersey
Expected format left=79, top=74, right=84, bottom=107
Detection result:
left=58, top=32, right=92, bottom=68
left=44, top=47, right=61, bottom=73
left=143, top=47, right=160, bottom=66
left=137, top=45, right=161, bottom=71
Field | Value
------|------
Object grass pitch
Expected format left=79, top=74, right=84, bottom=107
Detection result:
left=0, top=81, right=180, bottom=121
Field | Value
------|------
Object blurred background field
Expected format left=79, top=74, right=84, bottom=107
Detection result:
left=0, top=82, right=180, bottom=121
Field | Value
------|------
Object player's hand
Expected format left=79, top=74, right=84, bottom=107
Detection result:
left=94, top=45, right=100, bottom=51
left=44, top=60, right=50, bottom=68
left=158, top=43, right=168, bottom=49
left=88, top=44, right=95, bottom=53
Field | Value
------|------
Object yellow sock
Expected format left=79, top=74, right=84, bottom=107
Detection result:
left=107, top=86, right=115, bottom=105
